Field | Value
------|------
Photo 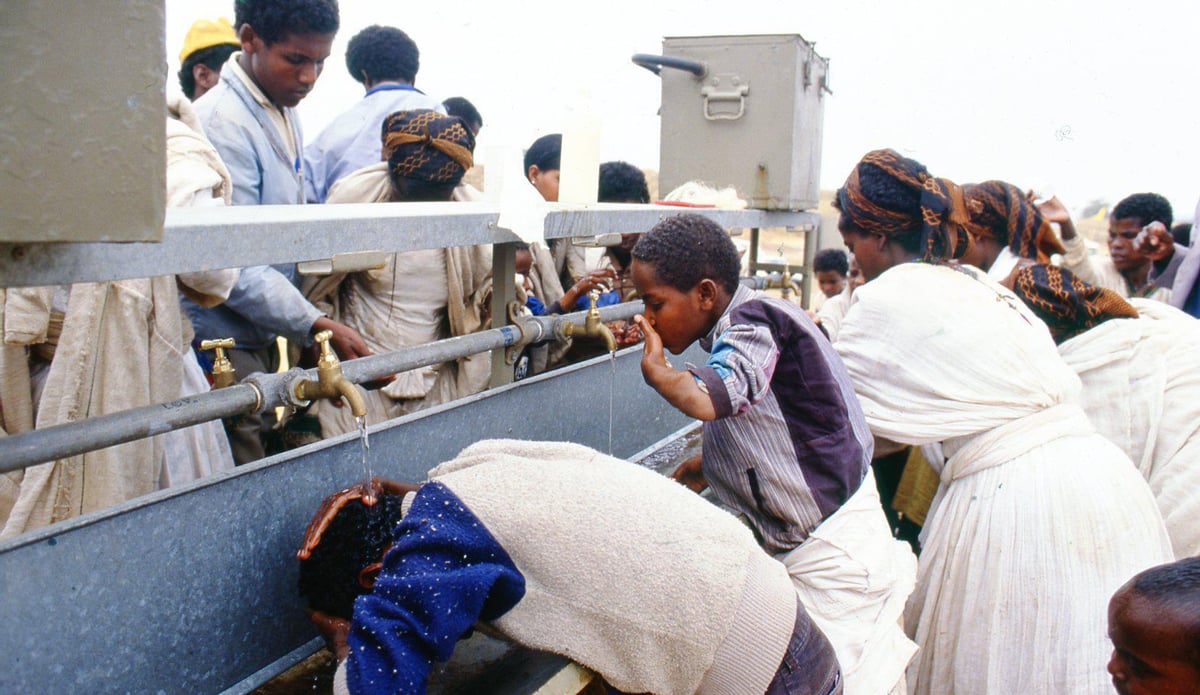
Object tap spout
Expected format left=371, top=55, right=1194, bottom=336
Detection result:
left=290, top=330, right=369, bottom=418
left=558, top=290, right=619, bottom=353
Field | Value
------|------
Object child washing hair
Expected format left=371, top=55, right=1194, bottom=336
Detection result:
left=630, top=213, right=917, bottom=695
left=1108, top=556, right=1200, bottom=695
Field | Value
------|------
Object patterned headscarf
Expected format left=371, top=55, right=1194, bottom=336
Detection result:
left=963, top=181, right=1065, bottom=262
left=1010, top=263, right=1139, bottom=343
left=833, top=149, right=972, bottom=261
left=381, top=109, right=475, bottom=184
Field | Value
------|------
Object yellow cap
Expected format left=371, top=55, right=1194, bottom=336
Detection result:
left=179, top=17, right=241, bottom=64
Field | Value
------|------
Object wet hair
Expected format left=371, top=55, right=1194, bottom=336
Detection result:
left=1112, top=192, right=1173, bottom=228
left=632, top=213, right=740, bottom=295
left=298, top=493, right=405, bottom=620
left=443, top=97, right=482, bottom=131
left=178, top=44, right=238, bottom=100
left=1171, top=223, right=1192, bottom=248
left=523, top=134, right=562, bottom=174
left=836, top=159, right=925, bottom=254
left=346, top=25, right=418, bottom=85
left=813, top=248, right=849, bottom=275
left=234, top=0, right=339, bottom=46
left=598, top=161, right=650, bottom=204
left=1126, top=556, right=1200, bottom=664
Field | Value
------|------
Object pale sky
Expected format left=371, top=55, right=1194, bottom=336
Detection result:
left=167, top=0, right=1200, bottom=221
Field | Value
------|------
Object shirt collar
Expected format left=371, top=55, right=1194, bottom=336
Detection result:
left=700, top=283, right=758, bottom=351
left=226, top=52, right=277, bottom=112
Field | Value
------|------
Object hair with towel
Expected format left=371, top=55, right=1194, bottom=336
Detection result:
left=380, top=109, right=474, bottom=200
left=963, top=180, right=1066, bottom=262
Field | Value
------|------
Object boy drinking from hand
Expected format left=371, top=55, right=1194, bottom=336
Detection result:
left=630, top=213, right=917, bottom=695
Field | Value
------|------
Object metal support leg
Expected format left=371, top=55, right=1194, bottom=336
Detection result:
left=490, top=241, right=518, bottom=389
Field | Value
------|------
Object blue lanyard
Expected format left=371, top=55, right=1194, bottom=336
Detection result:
left=365, top=82, right=424, bottom=97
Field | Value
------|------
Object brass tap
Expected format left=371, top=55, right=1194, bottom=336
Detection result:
left=559, top=290, right=618, bottom=353
left=291, top=330, right=368, bottom=417
left=199, top=338, right=237, bottom=389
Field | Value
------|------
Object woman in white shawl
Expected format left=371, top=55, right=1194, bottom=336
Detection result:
left=303, top=110, right=493, bottom=437
left=1009, top=263, right=1200, bottom=559
left=831, top=149, right=1172, bottom=694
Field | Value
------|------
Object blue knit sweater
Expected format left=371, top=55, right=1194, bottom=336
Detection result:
left=345, top=483, right=525, bottom=694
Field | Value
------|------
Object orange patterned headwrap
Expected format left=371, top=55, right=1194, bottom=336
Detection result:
left=381, top=109, right=475, bottom=185
left=963, top=181, right=1065, bottom=262
left=1010, top=263, right=1139, bottom=343
left=833, top=149, right=972, bottom=261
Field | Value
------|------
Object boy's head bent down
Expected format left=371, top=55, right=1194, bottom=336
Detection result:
left=233, top=0, right=340, bottom=108
left=1107, top=556, right=1200, bottom=695
left=298, top=492, right=405, bottom=619
left=631, top=213, right=739, bottom=354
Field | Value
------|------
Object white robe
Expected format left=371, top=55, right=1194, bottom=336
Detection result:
left=1058, top=299, right=1200, bottom=558
left=835, top=262, right=1172, bottom=695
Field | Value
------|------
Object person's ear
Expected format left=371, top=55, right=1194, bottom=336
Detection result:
left=357, top=561, right=384, bottom=591
left=527, top=165, right=540, bottom=185
left=696, top=278, right=719, bottom=310
left=193, top=63, right=219, bottom=91
left=239, top=23, right=259, bottom=54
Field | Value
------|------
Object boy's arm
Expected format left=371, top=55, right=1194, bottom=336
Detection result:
left=634, top=316, right=717, bottom=421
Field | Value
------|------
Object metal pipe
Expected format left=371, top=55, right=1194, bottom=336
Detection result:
left=0, top=302, right=645, bottom=473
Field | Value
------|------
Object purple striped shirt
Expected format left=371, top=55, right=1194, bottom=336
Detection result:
left=688, top=285, right=874, bottom=553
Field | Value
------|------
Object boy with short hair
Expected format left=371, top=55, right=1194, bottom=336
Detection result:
left=188, top=0, right=369, bottom=463
left=1108, top=556, right=1200, bottom=695
left=298, top=440, right=842, bottom=695
left=812, top=248, right=849, bottom=300
left=631, top=213, right=917, bottom=695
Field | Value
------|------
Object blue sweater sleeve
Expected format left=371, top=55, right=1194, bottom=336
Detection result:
left=345, top=483, right=525, bottom=695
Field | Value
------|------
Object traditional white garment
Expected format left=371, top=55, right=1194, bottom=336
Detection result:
left=775, top=467, right=917, bottom=695
left=1058, top=298, right=1200, bottom=558
left=816, top=288, right=851, bottom=342
left=836, top=262, right=1172, bottom=695
left=305, top=165, right=492, bottom=436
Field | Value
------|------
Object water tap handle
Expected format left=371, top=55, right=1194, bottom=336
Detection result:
left=199, top=338, right=236, bottom=389
left=312, top=329, right=339, bottom=369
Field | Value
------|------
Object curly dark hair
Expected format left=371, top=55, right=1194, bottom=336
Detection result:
left=345, top=25, right=419, bottom=85
left=1126, top=556, right=1200, bottom=665
left=631, top=213, right=740, bottom=295
left=178, top=43, right=238, bottom=100
left=298, top=493, right=405, bottom=620
left=813, top=248, right=849, bottom=275
left=443, top=97, right=482, bottom=132
left=523, top=134, right=561, bottom=174
left=598, top=161, right=650, bottom=204
left=235, top=0, right=339, bottom=45
left=1112, top=192, right=1173, bottom=228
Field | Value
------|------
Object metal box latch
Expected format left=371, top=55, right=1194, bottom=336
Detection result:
left=701, top=75, right=749, bottom=121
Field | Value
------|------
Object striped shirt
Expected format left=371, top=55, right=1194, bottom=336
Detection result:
left=688, top=284, right=874, bottom=553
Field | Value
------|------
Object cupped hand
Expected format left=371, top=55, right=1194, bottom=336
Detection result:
left=1135, top=221, right=1176, bottom=262
left=306, top=608, right=351, bottom=662
left=670, top=453, right=708, bottom=493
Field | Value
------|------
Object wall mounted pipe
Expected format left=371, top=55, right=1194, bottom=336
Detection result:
left=0, top=302, right=644, bottom=474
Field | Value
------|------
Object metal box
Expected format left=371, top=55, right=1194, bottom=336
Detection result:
left=0, top=0, right=165, bottom=242
left=653, top=34, right=829, bottom=211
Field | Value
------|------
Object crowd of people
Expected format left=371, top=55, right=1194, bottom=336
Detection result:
left=1, top=1, right=1198, bottom=693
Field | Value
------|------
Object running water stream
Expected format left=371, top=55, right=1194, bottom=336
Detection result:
left=355, top=414, right=373, bottom=485
left=608, top=351, right=616, bottom=455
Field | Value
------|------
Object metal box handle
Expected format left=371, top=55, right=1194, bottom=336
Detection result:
left=701, top=83, right=750, bottom=121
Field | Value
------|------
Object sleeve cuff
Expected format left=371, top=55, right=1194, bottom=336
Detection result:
left=687, top=364, right=733, bottom=419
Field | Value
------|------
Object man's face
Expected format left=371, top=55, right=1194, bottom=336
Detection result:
left=631, top=259, right=708, bottom=354
left=1108, top=217, right=1151, bottom=273
left=242, top=27, right=335, bottom=108
left=528, top=166, right=559, bottom=202
left=815, top=270, right=846, bottom=298
left=1107, top=588, right=1200, bottom=695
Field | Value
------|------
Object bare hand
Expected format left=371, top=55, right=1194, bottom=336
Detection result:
left=306, top=608, right=351, bottom=662
left=297, top=478, right=418, bottom=560
left=633, top=314, right=672, bottom=386
left=670, top=454, right=708, bottom=493
left=312, top=316, right=371, bottom=360
left=1034, top=195, right=1071, bottom=225
left=1135, top=221, right=1176, bottom=262
left=564, top=268, right=619, bottom=308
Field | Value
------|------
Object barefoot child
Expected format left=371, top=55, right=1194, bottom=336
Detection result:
left=630, top=213, right=918, bottom=695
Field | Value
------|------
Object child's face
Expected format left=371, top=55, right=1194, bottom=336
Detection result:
left=816, top=270, right=846, bottom=298
left=631, top=259, right=711, bottom=354
left=242, top=27, right=335, bottom=108
left=1108, top=588, right=1200, bottom=695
